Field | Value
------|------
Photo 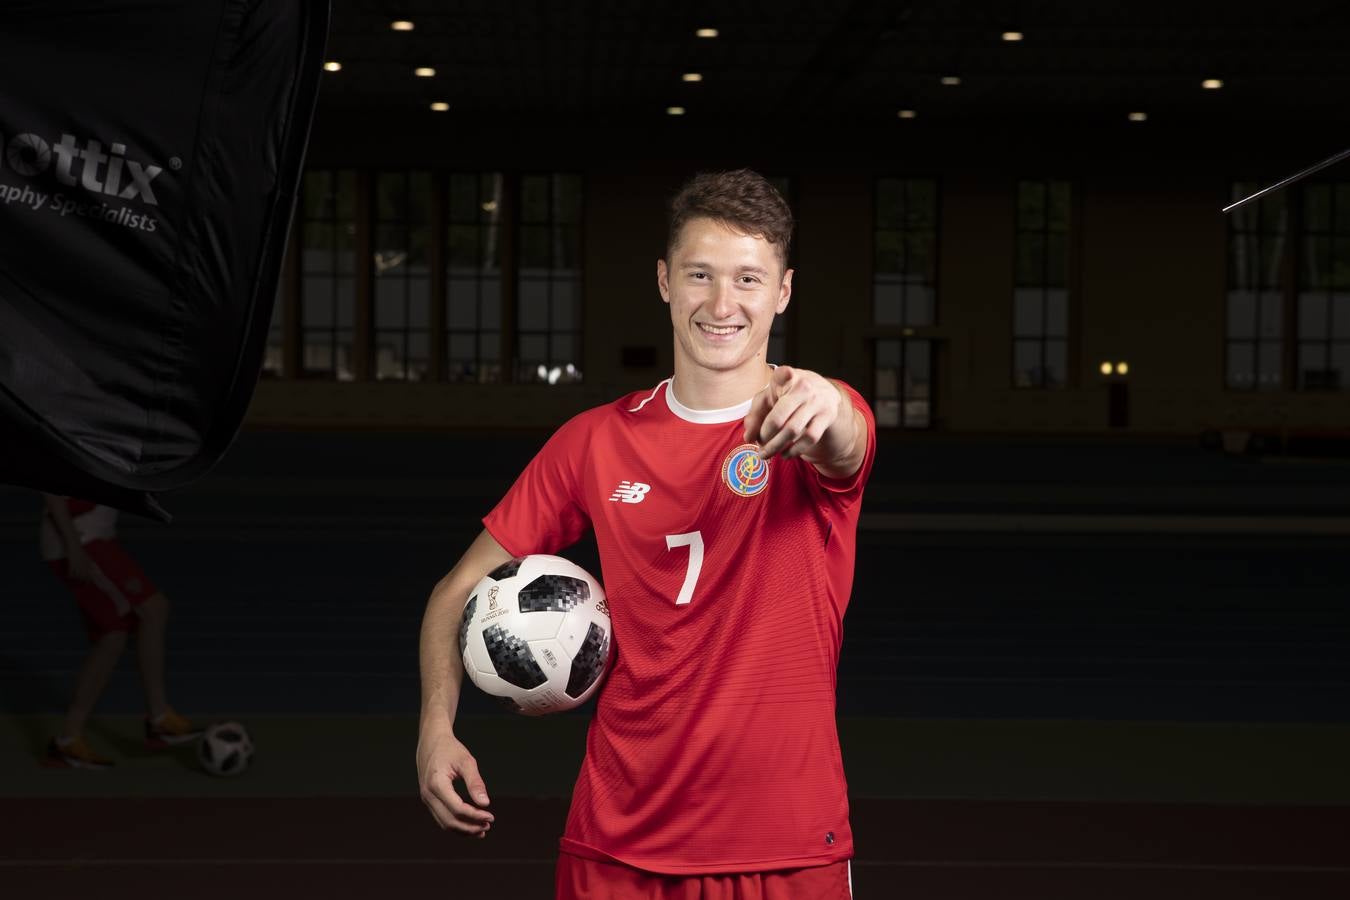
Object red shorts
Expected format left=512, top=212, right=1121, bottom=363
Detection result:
left=555, top=853, right=852, bottom=900
left=48, top=539, right=159, bottom=640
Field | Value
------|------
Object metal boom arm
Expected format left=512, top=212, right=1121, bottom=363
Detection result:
left=1223, top=146, right=1350, bottom=213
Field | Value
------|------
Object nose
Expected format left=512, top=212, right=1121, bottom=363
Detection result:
left=709, top=279, right=737, bottom=320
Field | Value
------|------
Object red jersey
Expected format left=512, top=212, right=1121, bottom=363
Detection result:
left=39, top=498, right=118, bottom=561
left=483, top=377, right=876, bottom=874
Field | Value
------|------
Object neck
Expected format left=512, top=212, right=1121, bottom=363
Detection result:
left=670, top=359, right=773, bottom=410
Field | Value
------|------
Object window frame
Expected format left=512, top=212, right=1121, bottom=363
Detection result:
left=1011, top=177, right=1075, bottom=390
left=285, top=169, right=586, bottom=385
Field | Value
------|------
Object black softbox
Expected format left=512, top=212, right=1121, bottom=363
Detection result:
left=0, top=1, right=329, bottom=519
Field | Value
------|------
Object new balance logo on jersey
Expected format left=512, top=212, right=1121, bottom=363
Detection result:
left=609, top=481, right=650, bottom=503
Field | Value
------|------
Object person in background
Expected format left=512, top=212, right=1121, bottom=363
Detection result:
left=41, top=494, right=201, bottom=768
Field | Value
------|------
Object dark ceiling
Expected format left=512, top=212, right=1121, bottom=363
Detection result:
left=318, top=0, right=1350, bottom=126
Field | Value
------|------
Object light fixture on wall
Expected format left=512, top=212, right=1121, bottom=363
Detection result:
left=391, top=20, right=414, bottom=31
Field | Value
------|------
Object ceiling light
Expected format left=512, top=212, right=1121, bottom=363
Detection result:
left=481, top=200, right=497, bottom=212
left=1002, top=31, right=1023, bottom=42
left=1127, top=111, right=1147, bottom=122
left=1117, top=362, right=1130, bottom=375
left=1100, top=361, right=1114, bottom=376
left=666, top=106, right=686, bottom=116
left=390, top=20, right=414, bottom=32
left=940, top=75, right=962, bottom=86
left=682, top=72, right=703, bottom=82
left=414, top=67, right=436, bottom=78
left=696, top=28, right=718, bottom=38
left=1202, top=78, right=1223, bottom=89
left=430, top=101, right=449, bottom=112
left=322, top=61, right=341, bottom=72
left=897, top=109, right=917, bottom=119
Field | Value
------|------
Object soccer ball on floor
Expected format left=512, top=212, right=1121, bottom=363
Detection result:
left=197, top=721, right=254, bottom=777
left=459, top=554, right=612, bottom=715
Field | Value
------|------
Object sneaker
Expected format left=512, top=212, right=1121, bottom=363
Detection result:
left=44, top=736, right=114, bottom=770
left=145, top=708, right=204, bottom=749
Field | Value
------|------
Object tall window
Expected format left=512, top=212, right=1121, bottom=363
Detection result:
left=300, top=170, right=357, bottom=380
left=874, top=178, right=937, bottom=326
left=445, top=173, right=505, bottom=383
left=873, top=178, right=938, bottom=428
left=1297, top=182, right=1350, bottom=390
left=1226, top=183, right=1288, bottom=390
left=875, top=339, right=931, bottom=429
left=285, top=169, right=585, bottom=384
left=516, top=173, right=583, bottom=384
left=373, top=171, right=433, bottom=381
left=1013, top=179, right=1071, bottom=388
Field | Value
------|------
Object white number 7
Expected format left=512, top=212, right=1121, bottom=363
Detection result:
left=665, top=531, right=704, bottom=606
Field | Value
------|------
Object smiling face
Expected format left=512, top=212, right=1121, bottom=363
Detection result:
left=657, top=216, right=792, bottom=382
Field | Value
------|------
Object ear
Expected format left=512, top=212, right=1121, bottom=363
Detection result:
left=657, top=258, right=671, bottom=304
left=775, top=267, right=793, bottom=315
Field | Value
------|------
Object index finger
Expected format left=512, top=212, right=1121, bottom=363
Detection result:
left=742, top=386, right=774, bottom=444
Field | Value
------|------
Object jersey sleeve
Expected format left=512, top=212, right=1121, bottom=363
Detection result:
left=810, top=380, right=876, bottom=510
left=483, top=412, right=593, bottom=557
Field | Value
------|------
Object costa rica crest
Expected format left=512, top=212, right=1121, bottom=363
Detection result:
left=722, top=443, right=770, bottom=497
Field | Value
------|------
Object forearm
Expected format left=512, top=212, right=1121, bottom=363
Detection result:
left=808, top=382, right=866, bottom=479
left=419, top=575, right=472, bottom=735
left=419, top=529, right=514, bottom=736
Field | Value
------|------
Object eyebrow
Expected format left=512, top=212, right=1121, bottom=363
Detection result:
left=681, top=261, right=771, bottom=276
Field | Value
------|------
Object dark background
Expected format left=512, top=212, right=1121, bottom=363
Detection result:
left=4, top=2, right=1350, bottom=897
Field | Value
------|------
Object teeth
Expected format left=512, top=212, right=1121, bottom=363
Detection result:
left=699, top=324, right=741, bottom=335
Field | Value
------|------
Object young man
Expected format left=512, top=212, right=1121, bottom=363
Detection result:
left=417, top=169, right=875, bottom=898
left=41, top=495, right=201, bottom=768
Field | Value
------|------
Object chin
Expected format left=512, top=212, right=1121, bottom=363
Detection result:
left=677, top=330, right=765, bottom=373
left=692, top=351, right=754, bottom=373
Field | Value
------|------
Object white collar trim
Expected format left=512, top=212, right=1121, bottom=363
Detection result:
left=665, top=379, right=755, bottom=424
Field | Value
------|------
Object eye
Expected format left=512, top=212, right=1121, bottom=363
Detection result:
left=739, top=275, right=761, bottom=285
left=690, top=271, right=709, bottom=280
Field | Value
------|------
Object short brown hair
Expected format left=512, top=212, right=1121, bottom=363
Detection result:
left=667, top=169, right=793, bottom=269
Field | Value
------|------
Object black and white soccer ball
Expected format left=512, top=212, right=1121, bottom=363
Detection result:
left=197, top=721, right=254, bottom=777
left=460, top=555, right=612, bottom=715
